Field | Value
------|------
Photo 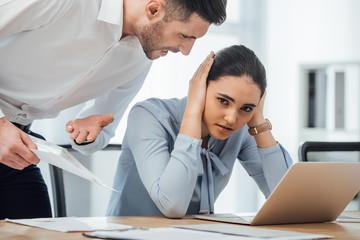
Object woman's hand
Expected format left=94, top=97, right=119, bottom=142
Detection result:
left=248, top=90, right=266, bottom=127
left=185, top=51, right=215, bottom=116
left=66, top=113, right=114, bottom=144
left=247, top=91, right=277, bottom=148
left=179, top=52, right=214, bottom=140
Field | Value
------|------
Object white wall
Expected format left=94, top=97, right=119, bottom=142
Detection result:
left=265, top=0, right=360, bottom=161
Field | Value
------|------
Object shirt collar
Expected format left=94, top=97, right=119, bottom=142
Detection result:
left=98, top=0, right=124, bottom=27
left=98, top=0, right=142, bottom=48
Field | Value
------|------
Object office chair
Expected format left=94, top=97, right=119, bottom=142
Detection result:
left=49, top=144, right=122, bottom=217
left=298, top=141, right=360, bottom=210
left=298, top=141, right=360, bottom=162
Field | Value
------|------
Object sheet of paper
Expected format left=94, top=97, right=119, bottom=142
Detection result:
left=173, top=224, right=333, bottom=240
left=6, top=217, right=133, bottom=232
left=84, top=227, right=275, bottom=240
left=30, top=136, right=118, bottom=192
left=336, top=214, right=360, bottom=223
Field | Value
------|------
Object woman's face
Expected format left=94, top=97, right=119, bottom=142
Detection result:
left=202, top=75, right=261, bottom=140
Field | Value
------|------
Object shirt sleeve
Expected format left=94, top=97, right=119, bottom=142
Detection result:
left=237, top=135, right=293, bottom=198
left=124, top=105, right=202, bottom=218
left=70, top=63, right=151, bottom=154
left=0, top=0, right=72, bottom=38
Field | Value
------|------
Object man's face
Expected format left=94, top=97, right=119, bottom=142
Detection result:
left=138, top=13, right=210, bottom=60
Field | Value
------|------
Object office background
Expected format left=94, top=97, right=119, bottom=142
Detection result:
left=31, top=0, right=360, bottom=216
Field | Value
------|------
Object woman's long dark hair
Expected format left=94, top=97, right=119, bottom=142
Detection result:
left=207, top=45, right=267, bottom=97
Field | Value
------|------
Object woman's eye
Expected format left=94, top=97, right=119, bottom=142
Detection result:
left=217, top=98, right=229, bottom=105
left=241, top=106, right=253, bottom=112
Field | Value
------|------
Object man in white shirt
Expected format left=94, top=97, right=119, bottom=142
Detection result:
left=0, top=0, right=227, bottom=219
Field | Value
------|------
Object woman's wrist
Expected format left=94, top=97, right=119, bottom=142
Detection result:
left=179, top=112, right=202, bottom=140
left=248, top=119, right=272, bottom=136
left=247, top=116, right=266, bottom=128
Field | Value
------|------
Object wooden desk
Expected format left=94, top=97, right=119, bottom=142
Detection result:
left=1, top=212, right=360, bottom=240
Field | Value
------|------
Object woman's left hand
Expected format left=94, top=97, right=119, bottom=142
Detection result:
left=247, top=90, right=266, bottom=127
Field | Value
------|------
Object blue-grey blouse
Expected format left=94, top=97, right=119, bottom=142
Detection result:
left=106, top=97, right=293, bottom=218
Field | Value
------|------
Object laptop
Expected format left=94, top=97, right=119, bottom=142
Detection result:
left=194, top=162, right=360, bottom=225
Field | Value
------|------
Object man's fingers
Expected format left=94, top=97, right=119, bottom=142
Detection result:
left=16, top=157, right=32, bottom=169
left=66, top=120, right=75, bottom=133
left=100, top=113, right=114, bottom=127
left=20, top=133, right=40, bottom=165
left=21, top=132, right=37, bottom=149
left=87, top=128, right=101, bottom=142
left=1, top=142, right=37, bottom=168
left=66, top=125, right=74, bottom=133
left=70, top=129, right=80, bottom=140
left=3, top=155, right=31, bottom=170
left=75, top=131, right=88, bottom=144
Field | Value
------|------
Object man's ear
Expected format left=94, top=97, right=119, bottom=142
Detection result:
left=145, top=0, right=164, bottom=20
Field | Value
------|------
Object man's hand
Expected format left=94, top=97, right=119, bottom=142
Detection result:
left=65, top=113, right=114, bottom=144
left=0, top=117, right=39, bottom=170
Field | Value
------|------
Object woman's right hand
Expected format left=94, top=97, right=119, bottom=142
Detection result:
left=180, top=52, right=214, bottom=140
left=186, top=51, right=215, bottom=115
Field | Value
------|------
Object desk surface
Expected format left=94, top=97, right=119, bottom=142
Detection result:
left=1, top=212, right=360, bottom=240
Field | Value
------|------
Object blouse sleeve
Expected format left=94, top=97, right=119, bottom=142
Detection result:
left=237, top=135, right=293, bottom=198
left=124, top=105, right=202, bottom=218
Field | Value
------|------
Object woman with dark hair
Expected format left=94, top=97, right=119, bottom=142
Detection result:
left=104, top=45, right=293, bottom=217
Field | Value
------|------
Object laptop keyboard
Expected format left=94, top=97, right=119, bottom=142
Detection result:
left=222, top=214, right=255, bottom=222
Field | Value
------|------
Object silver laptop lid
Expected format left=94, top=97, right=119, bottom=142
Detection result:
left=252, top=162, right=360, bottom=225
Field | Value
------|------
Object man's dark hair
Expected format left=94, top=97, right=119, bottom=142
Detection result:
left=207, top=45, right=267, bottom=98
left=163, top=0, right=227, bottom=25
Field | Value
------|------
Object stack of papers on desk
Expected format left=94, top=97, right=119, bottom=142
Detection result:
left=84, top=223, right=333, bottom=240
left=29, top=136, right=118, bottom=192
left=6, top=217, right=133, bottom=232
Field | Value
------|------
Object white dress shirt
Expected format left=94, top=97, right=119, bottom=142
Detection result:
left=0, top=0, right=152, bottom=153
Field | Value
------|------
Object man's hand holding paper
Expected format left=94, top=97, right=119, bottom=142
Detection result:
left=29, top=136, right=118, bottom=192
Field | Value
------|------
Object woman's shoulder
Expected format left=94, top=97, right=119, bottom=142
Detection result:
left=131, top=97, right=187, bottom=120
left=125, top=97, right=187, bottom=142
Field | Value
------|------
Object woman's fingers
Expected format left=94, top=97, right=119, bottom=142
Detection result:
left=193, top=51, right=214, bottom=80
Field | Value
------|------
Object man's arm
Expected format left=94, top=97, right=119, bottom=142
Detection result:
left=69, top=63, right=152, bottom=154
left=0, top=0, right=72, bottom=38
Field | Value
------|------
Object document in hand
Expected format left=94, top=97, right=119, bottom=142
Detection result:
left=30, top=136, right=118, bottom=192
